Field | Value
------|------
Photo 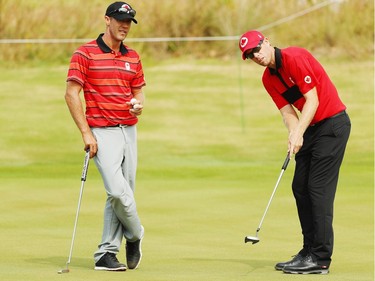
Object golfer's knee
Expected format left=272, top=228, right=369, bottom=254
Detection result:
left=109, top=192, right=135, bottom=210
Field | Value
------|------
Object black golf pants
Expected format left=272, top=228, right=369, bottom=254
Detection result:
left=292, top=112, right=351, bottom=266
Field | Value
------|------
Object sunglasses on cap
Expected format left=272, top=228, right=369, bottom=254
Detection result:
left=107, top=5, right=136, bottom=17
left=245, top=39, right=264, bottom=59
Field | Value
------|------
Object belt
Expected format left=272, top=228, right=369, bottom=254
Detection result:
left=330, top=110, right=347, bottom=119
left=108, top=124, right=130, bottom=128
left=113, top=124, right=129, bottom=127
left=311, top=110, right=346, bottom=127
left=94, top=124, right=130, bottom=128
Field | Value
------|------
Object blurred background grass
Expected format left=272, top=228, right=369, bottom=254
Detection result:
left=0, top=0, right=373, bottom=65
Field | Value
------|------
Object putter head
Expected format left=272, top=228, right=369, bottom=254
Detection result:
left=244, top=236, right=260, bottom=244
left=57, top=268, right=70, bottom=274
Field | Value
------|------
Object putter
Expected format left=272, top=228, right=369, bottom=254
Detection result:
left=58, top=150, right=90, bottom=274
left=245, top=153, right=290, bottom=244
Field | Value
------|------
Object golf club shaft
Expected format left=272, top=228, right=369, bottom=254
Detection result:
left=65, top=151, right=90, bottom=266
left=256, top=154, right=290, bottom=233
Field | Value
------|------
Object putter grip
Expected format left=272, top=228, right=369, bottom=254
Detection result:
left=81, top=151, right=90, bottom=181
left=281, top=154, right=290, bottom=170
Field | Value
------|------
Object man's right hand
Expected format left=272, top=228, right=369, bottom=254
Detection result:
left=82, top=132, right=98, bottom=158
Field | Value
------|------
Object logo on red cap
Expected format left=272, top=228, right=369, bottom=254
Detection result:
left=240, top=37, right=248, bottom=49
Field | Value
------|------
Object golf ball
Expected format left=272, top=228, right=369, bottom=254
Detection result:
left=130, top=98, right=137, bottom=105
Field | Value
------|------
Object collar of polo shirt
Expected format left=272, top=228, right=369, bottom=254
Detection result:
left=96, top=33, right=128, bottom=55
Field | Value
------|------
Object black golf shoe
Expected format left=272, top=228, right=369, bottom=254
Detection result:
left=275, top=253, right=305, bottom=270
left=282, top=255, right=329, bottom=274
left=94, top=252, right=127, bottom=271
left=126, top=238, right=142, bottom=269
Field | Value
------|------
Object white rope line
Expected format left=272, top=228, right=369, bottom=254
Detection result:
left=0, top=36, right=239, bottom=44
left=256, top=0, right=343, bottom=32
left=0, top=0, right=342, bottom=44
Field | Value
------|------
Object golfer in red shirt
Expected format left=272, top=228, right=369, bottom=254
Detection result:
left=65, top=2, right=145, bottom=272
left=239, top=30, right=351, bottom=275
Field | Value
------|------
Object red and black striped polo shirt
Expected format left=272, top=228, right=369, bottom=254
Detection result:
left=67, top=33, right=146, bottom=127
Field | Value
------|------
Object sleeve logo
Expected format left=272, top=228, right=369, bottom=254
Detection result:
left=304, top=75, right=312, bottom=84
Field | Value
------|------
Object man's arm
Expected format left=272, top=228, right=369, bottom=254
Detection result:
left=65, top=81, right=98, bottom=158
left=280, top=87, right=319, bottom=158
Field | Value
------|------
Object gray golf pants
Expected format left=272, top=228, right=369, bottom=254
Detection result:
left=92, top=125, right=144, bottom=262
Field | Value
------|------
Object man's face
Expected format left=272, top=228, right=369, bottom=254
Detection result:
left=106, top=16, right=132, bottom=42
left=244, top=39, right=272, bottom=67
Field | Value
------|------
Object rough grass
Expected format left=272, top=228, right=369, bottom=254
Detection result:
left=0, top=57, right=373, bottom=281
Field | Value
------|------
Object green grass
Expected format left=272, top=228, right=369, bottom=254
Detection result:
left=0, top=57, right=373, bottom=281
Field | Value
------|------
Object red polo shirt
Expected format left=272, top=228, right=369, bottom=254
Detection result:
left=67, top=34, right=146, bottom=127
left=262, top=47, right=345, bottom=125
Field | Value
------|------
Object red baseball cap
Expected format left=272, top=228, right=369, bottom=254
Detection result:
left=239, top=30, right=265, bottom=60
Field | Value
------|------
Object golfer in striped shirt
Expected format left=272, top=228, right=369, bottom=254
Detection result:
left=65, top=1, right=145, bottom=272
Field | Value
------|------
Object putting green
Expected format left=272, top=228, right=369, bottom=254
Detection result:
left=0, top=58, right=373, bottom=281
